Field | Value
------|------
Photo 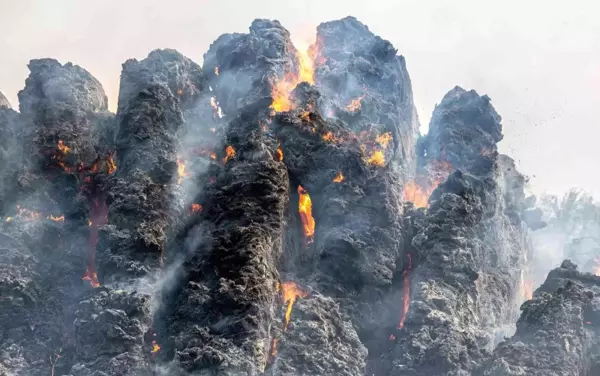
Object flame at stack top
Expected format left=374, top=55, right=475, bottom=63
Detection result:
left=281, top=281, right=308, bottom=330
left=270, top=39, right=316, bottom=112
left=297, top=185, right=315, bottom=243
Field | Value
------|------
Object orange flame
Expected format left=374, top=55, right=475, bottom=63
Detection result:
left=176, top=89, right=183, bottom=96
left=297, top=185, right=315, bottom=243
left=151, top=340, right=160, bottom=354
left=376, top=132, right=393, bottom=149
left=366, top=150, right=385, bottom=167
left=57, top=140, right=70, bottom=154
left=191, top=204, right=203, bottom=213
left=281, top=281, right=308, bottom=330
left=270, top=40, right=316, bottom=112
left=48, top=215, right=65, bottom=222
left=397, top=253, right=412, bottom=329
left=345, top=94, right=366, bottom=112
left=107, top=154, right=117, bottom=175
left=223, top=145, right=236, bottom=164
left=214, top=66, right=219, bottom=76
left=276, top=146, right=284, bottom=161
left=322, top=131, right=342, bottom=143
left=403, top=160, right=454, bottom=208
left=176, top=158, right=190, bottom=184
left=82, top=267, right=100, bottom=288
left=270, top=337, right=278, bottom=357
left=333, top=171, right=344, bottom=183
left=300, top=111, right=310, bottom=122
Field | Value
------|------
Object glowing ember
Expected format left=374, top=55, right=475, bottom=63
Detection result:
left=57, top=140, right=70, bottom=154
left=270, top=40, right=316, bottom=112
left=345, top=94, right=365, bottom=112
left=276, top=146, right=284, bottom=161
left=322, top=131, right=341, bottom=143
left=191, top=204, right=203, bottom=213
left=281, top=281, right=308, bottom=330
left=270, top=337, right=278, bottom=357
left=223, top=145, right=236, bottom=164
left=177, top=89, right=183, bottom=96
left=48, top=215, right=65, bottom=222
left=297, top=185, right=316, bottom=243
left=300, top=111, right=310, bottom=122
left=83, top=199, right=107, bottom=288
left=214, top=66, right=219, bottom=76
left=107, top=154, right=117, bottom=174
left=397, top=253, right=412, bottom=329
left=176, top=158, right=190, bottom=184
left=151, top=340, right=160, bottom=354
left=333, top=171, right=344, bottom=183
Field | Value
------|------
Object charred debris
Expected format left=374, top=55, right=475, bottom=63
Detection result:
left=1, top=16, right=599, bottom=376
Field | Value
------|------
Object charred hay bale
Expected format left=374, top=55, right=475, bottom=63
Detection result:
left=477, top=261, right=600, bottom=376
left=269, top=293, right=367, bottom=376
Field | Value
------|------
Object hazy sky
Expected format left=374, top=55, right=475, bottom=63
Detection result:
left=1, top=0, right=599, bottom=198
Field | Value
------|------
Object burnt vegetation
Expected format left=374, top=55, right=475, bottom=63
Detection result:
left=1, top=16, right=599, bottom=376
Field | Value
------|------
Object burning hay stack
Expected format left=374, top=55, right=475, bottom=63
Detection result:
left=0, top=15, right=599, bottom=376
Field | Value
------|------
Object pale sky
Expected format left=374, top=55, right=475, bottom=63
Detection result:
left=1, top=0, right=599, bottom=198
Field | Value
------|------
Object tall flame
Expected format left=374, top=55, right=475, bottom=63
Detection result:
left=270, top=40, right=316, bottom=112
left=402, top=160, right=453, bottom=208
left=83, top=199, right=107, bottom=288
left=281, top=281, right=308, bottom=330
left=520, top=269, right=534, bottom=300
left=276, top=146, right=284, bottom=161
left=107, top=154, right=117, bottom=175
left=397, top=253, right=412, bottom=329
left=297, top=185, right=315, bottom=242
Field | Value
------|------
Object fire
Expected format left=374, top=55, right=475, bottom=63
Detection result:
left=210, top=96, right=224, bottom=118
left=593, top=256, right=600, bottom=276
left=276, top=146, right=284, bottom=161
left=151, top=340, right=160, bottom=354
left=82, top=267, right=100, bottom=288
left=270, top=338, right=278, bottom=357
left=176, top=158, right=190, bottom=184
left=48, top=215, right=65, bottom=222
left=402, top=181, right=432, bottom=209
left=300, top=111, right=310, bottom=122
left=57, top=140, right=70, bottom=154
left=107, top=154, right=117, bottom=174
left=210, top=152, right=217, bottom=160
left=297, top=185, right=315, bottom=243
left=210, top=127, right=216, bottom=133
left=397, top=253, right=412, bottom=329
left=333, top=171, right=344, bottom=183
left=270, top=39, right=316, bottom=112
left=366, top=150, right=385, bottom=167
left=83, top=199, right=107, bottom=288
left=403, top=160, right=454, bottom=208
left=214, top=66, right=219, bottom=76
left=191, top=204, right=203, bottom=213
left=281, top=281, right=308, bottom=330
left=176, top=89, right=183, bottom=96
left=16, top=205, right=41, bottom=221
left=322, top=131, right=342, bottom=143
left=223, top=145, right=236, bottom=164
left=520, top=269, right=534, bottom=300
left=345, top=94, right=365, bottom=112
left=376, top=132, right=393, bottom=149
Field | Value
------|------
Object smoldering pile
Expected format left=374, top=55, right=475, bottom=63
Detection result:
left=0, top=16, right=599, bottom=376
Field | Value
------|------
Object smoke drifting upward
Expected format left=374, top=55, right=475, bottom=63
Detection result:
left=1, top=15, right=599, bottom=376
